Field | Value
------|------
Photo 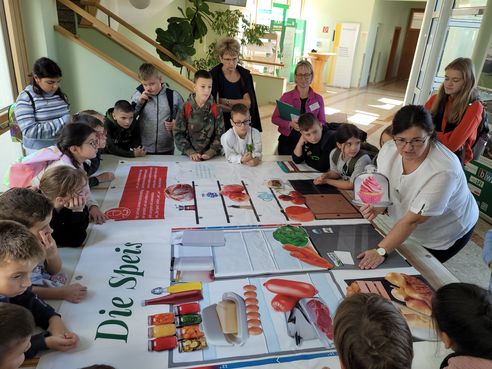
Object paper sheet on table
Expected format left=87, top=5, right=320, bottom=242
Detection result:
left=334, top=250, right=354, bottom=265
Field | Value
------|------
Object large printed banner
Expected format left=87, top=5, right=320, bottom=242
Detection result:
left=37, top=160, right=445, bottom=369
left=106, top=166, right=167, bottom=220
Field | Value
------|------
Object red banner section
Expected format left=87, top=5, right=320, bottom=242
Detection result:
left=106, top=166, right=168, bottom=221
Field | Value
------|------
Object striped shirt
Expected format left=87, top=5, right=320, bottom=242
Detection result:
left=14, top=84, right=70, bottom=150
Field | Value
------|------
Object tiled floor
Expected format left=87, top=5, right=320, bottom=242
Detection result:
left=258, top=79, right=491, bottom=287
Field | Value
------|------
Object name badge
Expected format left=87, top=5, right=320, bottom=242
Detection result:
left=309, top=102, right=320, bottom=111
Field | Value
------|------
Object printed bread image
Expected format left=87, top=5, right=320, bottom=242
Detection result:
left=385, top=272, right=433, bottom=316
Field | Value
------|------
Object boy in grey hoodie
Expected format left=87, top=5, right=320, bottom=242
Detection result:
left=131, top=63, right=184, bottom=154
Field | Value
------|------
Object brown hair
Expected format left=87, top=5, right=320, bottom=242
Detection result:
left=379, top=125, right=393, bottom=148
left=294, top=59, right=314, bottom=76
left=430, top=57, right=479, bottom=125
left=216, top=37, right=240, bottom=58
left=138, top=63, right=160, bottom=81
left=0, top=220, right=45, bottom=265
left=0, top=303, right=34, bottom=360
left=298, top=112, right=320, bottom=131
left=39, top=166, right=87, bottom=201
left=231, top=103, right=249, bottom=118
left=0, top=188, right=53, bottom=229
left=334, top=293, right=413, bottom=369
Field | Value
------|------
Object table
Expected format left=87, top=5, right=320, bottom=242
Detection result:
left=32, top=155, right=454, bottom=369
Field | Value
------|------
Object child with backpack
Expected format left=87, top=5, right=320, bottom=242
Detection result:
left=432, top=283, right=492, bottom=369
left=425, top=57, right=487, bottom=165
left=131, top=63, right=184, bottom=154
left=174, top=70, right=225, bottom=161
left=14, top=57, right=70, bottom=154
left=292, top=112, right=336, bottom=172
left=24, top=123, right=107, bottom=224
left=74, top=113, right=115, bottom=187
left=314, top=124, right=372, bottom=189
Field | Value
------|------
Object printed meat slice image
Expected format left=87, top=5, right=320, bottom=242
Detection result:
left=306, top=299, right=334, bottom=340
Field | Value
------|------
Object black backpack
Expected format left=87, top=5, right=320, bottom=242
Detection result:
left=332, top=142, right=379, bottom=177
left=133, top=84, right=175, bottom=119
left=433, top=97, right=489, bottom=162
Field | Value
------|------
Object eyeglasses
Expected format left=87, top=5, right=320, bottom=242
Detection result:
left=232, top=119, right=251, bottom=127
left=393, top=136, right=429, bottom=147
left=84, top=140, right=98, bottom=149
left=295, top=73, right=313, bottom=79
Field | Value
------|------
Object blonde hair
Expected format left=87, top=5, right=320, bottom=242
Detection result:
left=138, top=63, right=160, bottom=81
left=0, top=220, right=45, bottom=265
left=294, top=60, right=314, bottom=76
left=39, top=166, right=87, bottom=200
left=430, top=57, right=479, bottom=125
left=216, top=37, right=240, bottom=58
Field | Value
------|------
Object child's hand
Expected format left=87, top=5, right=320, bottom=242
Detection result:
left=45, top=332, right=79, bottom=352
left=164, top=119, right=175, bottom=131
left=96, top=172, right=115, bottom=183
left=190, top=153, right=202, bottom=161
left=65, top=195, right=86, bottom=212
left=138, top=91, right=149, bottom=104
left=200, top=154, right=211, bottom=161
left=133, top=146, right=146, bottom=157
left=241, top=152, right=252, bottom=164
left=290, top=119, right=300, bottom=132
left=313, top=175, right=326, bottom=185
left=39, top=231, right=58, bottom=258
left=89, top=205, right=107, bottom=224
left=246, top=157, right=260, bottom=167
left=62, top=283, right=88, bottom=303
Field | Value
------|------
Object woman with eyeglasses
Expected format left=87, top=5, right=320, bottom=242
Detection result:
left=357, top=105, right=478, bottom=269
left=210, top=37, right=262, bottom=132
left=424, top=57, right=484, bottom=165
left=272, top=60, right=326, bottom=155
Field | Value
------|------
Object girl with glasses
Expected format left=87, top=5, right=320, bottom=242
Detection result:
left=424, top=57, right=484, bottom=165
left=358, top=105, right=478, bottom=269
left=30, top=123, right=108, bottom=225
left=272, top=60, right=326, bottom=155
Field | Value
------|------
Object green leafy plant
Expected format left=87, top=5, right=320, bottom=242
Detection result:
left=155, top=0, right=213, bottom=67
left=155, top=1, right=269, bottom=70
left=193, top=9, right=270, bottom=70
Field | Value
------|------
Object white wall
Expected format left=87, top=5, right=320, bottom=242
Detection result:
left=362, top=0, right=426, bottom=86
left=303, top=0, right=376, bottom=87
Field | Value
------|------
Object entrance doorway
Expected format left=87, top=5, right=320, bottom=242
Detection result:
left=397, top=8, right=424, bottom=80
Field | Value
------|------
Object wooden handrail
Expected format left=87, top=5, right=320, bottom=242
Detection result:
left=89, top=2, right=196, bottom=74
left=56, top=0, right=193, bottom=92
left=241, top=58, right=284, bottom=68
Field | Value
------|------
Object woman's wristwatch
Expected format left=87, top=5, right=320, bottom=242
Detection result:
left=376, top=247, right=388, bottom=259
